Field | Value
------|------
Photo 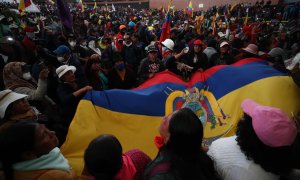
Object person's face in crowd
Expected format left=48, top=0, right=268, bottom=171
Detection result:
left=10, top=98, right=31, bottom=115
left=194, top=44, right=202, bottom=53
left=220, top=45, right=229, bottom=54
left=131, top=36, right=138, bottom=43
left=33, top=124, right=59, bottom=157
left=91, top=55, right=101, bottom=72
left=106, top=39, right=112, bottom=48
left=148, top=51, right=158, bottom=62
left=124, top=35, right=131, bottom=46
left=92, top=60, right=101, bottom=72
left=159, top=111, right=177, bottom=142
left=120, top=29, right=126, bottom=35
left=80, top=39, right=87, bottom=46
left=61, top=70, right=76, bottom=83
left=68, top=38, right=77, bottom=48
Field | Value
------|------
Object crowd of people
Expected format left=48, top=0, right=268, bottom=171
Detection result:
left=0, top=0, right=300, bottom=179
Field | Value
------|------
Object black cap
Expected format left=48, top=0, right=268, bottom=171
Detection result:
left=146, top=45, right=158, bottom=53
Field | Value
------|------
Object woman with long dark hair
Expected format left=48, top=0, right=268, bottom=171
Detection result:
left=84, top=54, right=109, bottom=90
left=143, top=108, right=219, bottom=180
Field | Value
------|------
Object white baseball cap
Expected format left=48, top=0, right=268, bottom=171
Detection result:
left=220, top=41, right=229, bottom=48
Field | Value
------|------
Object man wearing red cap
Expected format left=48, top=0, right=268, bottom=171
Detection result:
left=115, top=25, right=126, bottom=52
left=22, top=26, right=37, bottom=55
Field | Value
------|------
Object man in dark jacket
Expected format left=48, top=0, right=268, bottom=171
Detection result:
left=137, top=45, right=165, bottom=84
left=209, top=41, right=235, bottom=66
left=121, top=33, right=141, bottom=72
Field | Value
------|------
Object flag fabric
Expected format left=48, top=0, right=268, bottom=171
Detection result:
left=93, top=1, right=97, bottom=9
left=56, top=0, right=73, bottom=30
left=61, top=58, right=300, bottom=174
left=77, top=0, right=84, bottom=12
left=18, top=0, right=26, bottom=15
left=111, top=3, right=116, bottom=12
left=195, top=15, right=204, bottom=34
left=47, top=0, right=55, bottom=5
left=186, top=0, right=193, bottom=18
left=216, top=12, right=220, bottom=20
left=18, top=0, right=31, bottom=15
left=211, top=14, right=217, bottom=35
left=244, top=8, right=249, bottom=25
left=159, top=11, right=171, bottom=42
left=167, top=0, right=173, bottom=12
left=230, top=3, right=238, bottom=12
left=91, top=1, right=97, bottom=14
left=172, top=6, right=175, bottom=16
left=223, top=6, right=230, bottom=24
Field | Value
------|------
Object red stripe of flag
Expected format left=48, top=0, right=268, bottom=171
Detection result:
left=24, top=0, right=31, bottom=7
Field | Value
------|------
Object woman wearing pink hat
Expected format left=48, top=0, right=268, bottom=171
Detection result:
left=234, top=44, right=260, bottom=62
left=208, top=99, right=299, bottom=180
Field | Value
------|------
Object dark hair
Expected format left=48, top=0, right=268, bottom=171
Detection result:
left=84, top=134, right=123, bottom=180
left=165, top=108, right=219, bottom=180
left=236, top=113, right=294, bottom=176
left=0, top=121, right=38, bottom=180
left=84, top=55, right=104, bottom=90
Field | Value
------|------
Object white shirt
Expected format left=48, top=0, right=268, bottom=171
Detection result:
left=207, top=136, right=279, bottom=180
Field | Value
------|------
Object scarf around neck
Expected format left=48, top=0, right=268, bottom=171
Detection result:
left=13, top=147, right=71, bottom=172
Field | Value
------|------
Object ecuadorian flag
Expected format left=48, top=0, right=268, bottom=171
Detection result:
left=159, top=11, right=171, bottom=42
left=61, top=58, right=300, bottom=174
left=186, top=0, right=193, bottom=17
left=18, top=0, right=32, bottom=15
